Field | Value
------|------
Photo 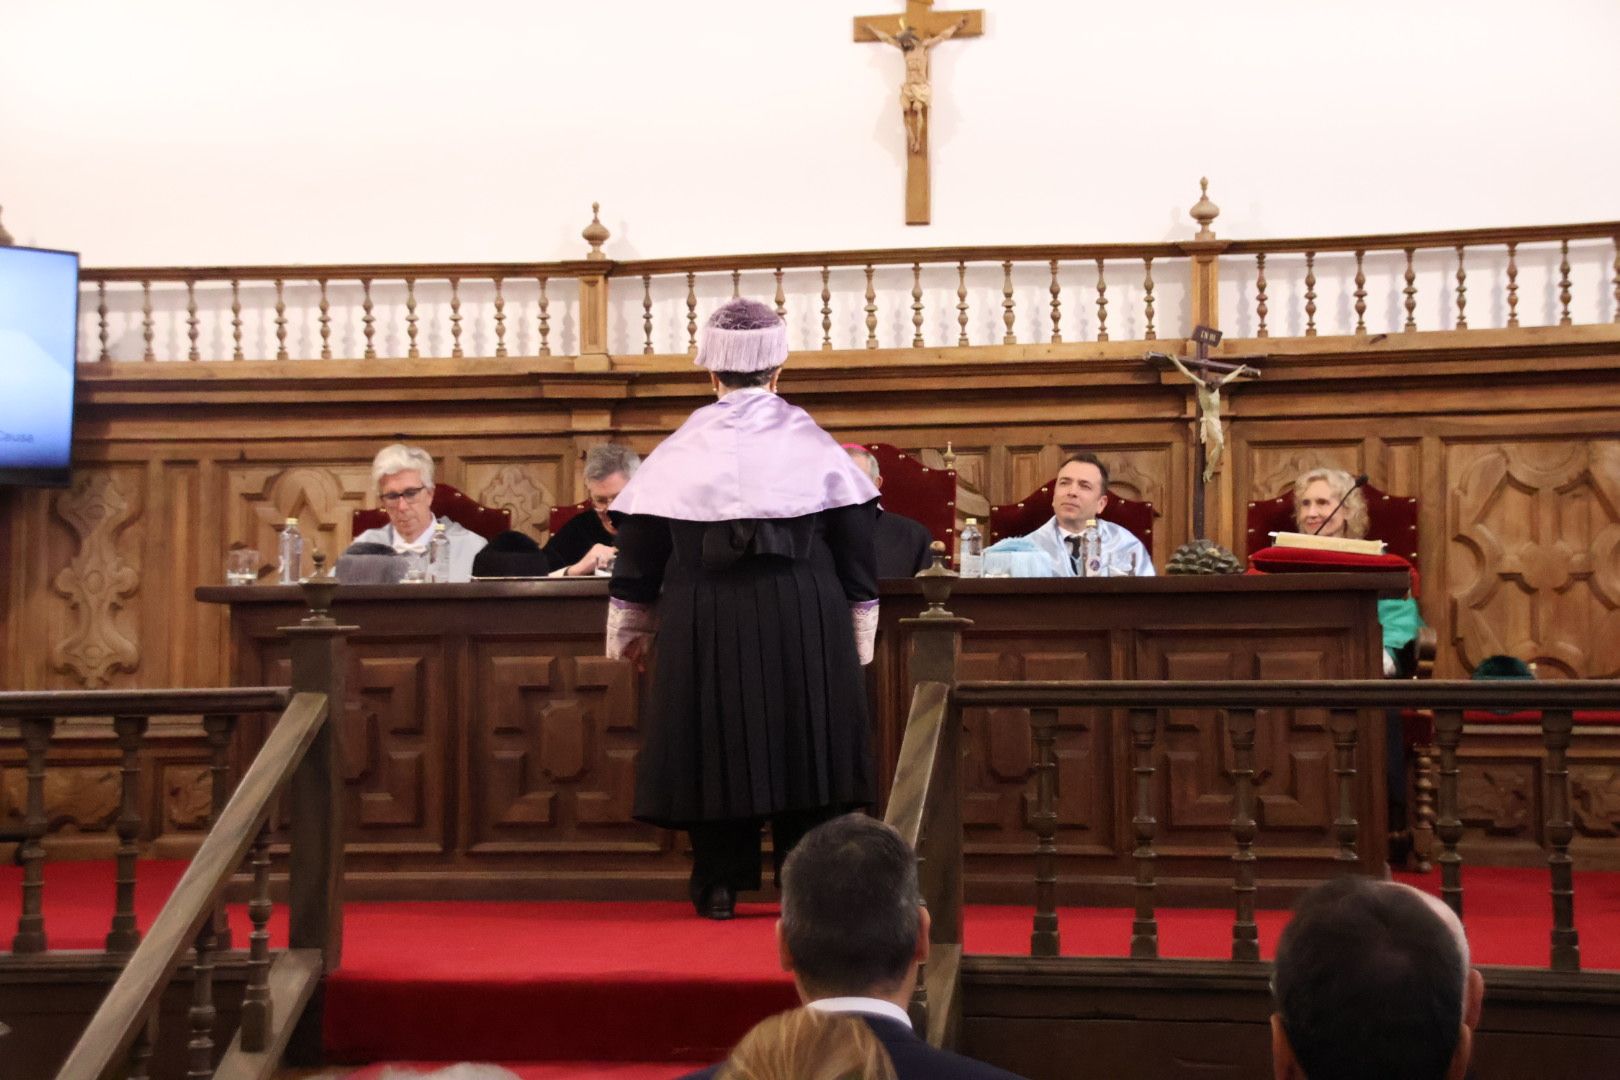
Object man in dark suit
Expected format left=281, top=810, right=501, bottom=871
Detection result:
left=543, top=443, right=640, bottom=576
left=679, top=814, right=1026, bottom=1080
left=844, top=446, right=935, bottom=579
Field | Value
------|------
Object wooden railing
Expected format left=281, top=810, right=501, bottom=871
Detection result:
left=73, top=184, right=1620, bottom=363
left=889, top=562, right=1618, bottom=1049
left=0, top=573, right=349, bottom=1080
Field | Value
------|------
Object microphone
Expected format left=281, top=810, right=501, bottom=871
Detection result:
left=1313, top=474, right=1369, bottom=535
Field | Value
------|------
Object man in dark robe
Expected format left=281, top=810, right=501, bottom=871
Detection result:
left=843, top=444, right=935, bottom=578
left=607, top=298, right=880, bottom=920
left=541, top=443, right=641, bottom=576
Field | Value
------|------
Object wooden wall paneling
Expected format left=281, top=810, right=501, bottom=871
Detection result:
left=462, top=457, right=565, bottom=537
left=47, top=465, right=148, bottom=690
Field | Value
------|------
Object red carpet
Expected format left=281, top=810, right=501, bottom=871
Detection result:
left=4, top=860, right=1617, bottom=1074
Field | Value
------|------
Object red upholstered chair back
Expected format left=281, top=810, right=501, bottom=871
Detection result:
left=1245, top=481, right=1420, bottom=569
left=987, top=482, right=1156, bottom=552
left=351, top=483, right=513, bottom=542
left=548, top=500, right=592, bottom=537
left=862, top=443, right=957, bottom=556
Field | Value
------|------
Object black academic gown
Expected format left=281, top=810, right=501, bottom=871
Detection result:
left=612, top=502, right=879, bottom=828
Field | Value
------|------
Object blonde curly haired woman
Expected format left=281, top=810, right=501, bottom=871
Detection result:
left=719, top=1007, right=897, bottom=1080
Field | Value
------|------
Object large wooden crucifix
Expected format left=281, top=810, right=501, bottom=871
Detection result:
left=854, top=0, right=984, bottom=225
left=1147, top=326, right=1265, bottom=538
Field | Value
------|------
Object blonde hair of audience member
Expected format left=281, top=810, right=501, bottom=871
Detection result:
left=719, top=1007, right=898, bottom=1080
left=374, top=1065, right=522, bottom=1080
left=1292, top=467, right=1368, bottom=541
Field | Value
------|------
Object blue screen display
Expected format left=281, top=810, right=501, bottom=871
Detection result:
left=0, top=246, right=80, bottom=485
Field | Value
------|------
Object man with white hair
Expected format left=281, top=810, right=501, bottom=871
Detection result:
left=352, top=443, right=488, bottom=582
left=1271, top=875, right=1485, bottom=1080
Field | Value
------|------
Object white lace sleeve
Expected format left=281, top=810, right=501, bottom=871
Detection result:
left=851, top=599, right=879, bottom=667
left=606, top=597, right=657, bottom=660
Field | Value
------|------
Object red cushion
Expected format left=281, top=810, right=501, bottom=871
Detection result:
left=1462, top=709, right=1620, bottom=726
left=1248, top=546, right=1419, bottom=596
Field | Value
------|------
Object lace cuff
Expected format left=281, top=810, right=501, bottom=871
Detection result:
left=606, top=597, right=657, bottom=660
left=851, top=599, right=879, bottom=667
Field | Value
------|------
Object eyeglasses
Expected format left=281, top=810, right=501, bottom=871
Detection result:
left=380, top=486, right=428, bottom=505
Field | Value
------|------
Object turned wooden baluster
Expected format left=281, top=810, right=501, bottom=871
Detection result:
left=274, top=279, right=289, bottom=359
left=1128, top=707, right=1160, bottom=959
left=1030, top=707, right=1060, bottom=957
left=1142, top=257, right=1157, bottom=341
left=240, top=819, right=275, bottom=1051
left=1558, top=240, right=1573, bottom=326
left=141, top=281, right=155, bottom=360
left=1454, top=246, right=1468, bottom=329
left=1411, top=736, right=1437, bottom=873
left=361, top=278, right=377, bottom=358
left=730, top=268, right=741, bottom=299
left=538, top=276, right=552, bottom=356
left=203, top=713, right=236, bottom=950
left=1506, top=243, right=1520, bottom=329
left=774, top=268, right=786, bottom=320
left=1432, top=707, right=1464, bottom=916
left=820, top=267, right=833, bottom=350
left=1403, top=249, right=1418, bottom=331
left=1048, top=259, right=1062, bottom=343
left=493, top=277, right=508, bottom=357
left=1353, top=251, right=1367, bottom=335
left=449, top=277, right=464, bottom=357
left=230, top=280, right=244, bottom=360
left=1542, top=708, right=1580, bottom=971
left=1094, top=258, right=1108, bottom=342
left=187, top=917, right=218, bottom=1079
left=404, top=278, right=419, bottom=357
left=956, top=261, right=970, bottom=346
left=685, top=272, right=698, bottom=354
left=641, top=275, right=654, bottom=354
left=97, top=281, right=110, bottom=361
left=318, top=278, right=332, bottom=359
left=107, top=714, right=149, bottom=953
left=911, top=262, right=925, bottom=347
left=1001, top=261, right=1016, bottom=345
left=1228, top=708, right=1260, bottom=961
left=126, top=1014, right=158, bottom=1080
left=864, top=265, right=879, bottom=348
left=1612, top=238, right=1619, bottom=323
left=1255, top=254, right=1269, bottom=338
left=186, top=280, right=200, bottom=360
left=1329, top=708, right=1359, bottom=865
left=12, top=716, right=54, bottom=954
left=1303, top=253, right=1317, bottom=337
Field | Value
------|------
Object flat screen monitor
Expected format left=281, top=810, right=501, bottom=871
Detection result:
left=0, top=245, right=80, bottom=486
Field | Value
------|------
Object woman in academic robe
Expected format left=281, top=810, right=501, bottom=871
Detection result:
left=606, top=298, right=880, bottom=920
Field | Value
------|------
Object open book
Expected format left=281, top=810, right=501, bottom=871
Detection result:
left=1270, top=531, right=1386, bottom=556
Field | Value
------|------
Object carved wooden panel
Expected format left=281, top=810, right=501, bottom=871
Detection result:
left=49, top=469, right=144, bottom=687
left=162, top=763, right=213, bottom=830
left=468, top=640, right=661, bottom=853
left=1457, top=723, right=1620, bottom=867
left=1245, top=443, right=1363, bottom=503
left=224, top=462, right=373, bottom=573
left=1447, top=440, right=1620, bottom=677
left=957, top=636, right=1113, bottom=856
left=345, top=647, right=443, bottom=838
left=464, top=460, right=563, bottom=537
left=0, top=766, right=119, bottom=831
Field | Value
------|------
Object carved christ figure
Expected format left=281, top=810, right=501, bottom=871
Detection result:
left=867, top=16, right=968, bottom=153
left=1166, top=353, right=1258, bottom=482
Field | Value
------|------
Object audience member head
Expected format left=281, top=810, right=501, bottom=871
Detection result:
left=697, top=298, right=787, bottom=393
left=844, top=445, right=884, bottom=489
left=778, top=814, right=926, bottom=1004
left=1271, top=876, right=1484, bottom=1080
left=582, top=443, right=641, bottom=521
left=1053, top=452, right=1110, bottom=531
left=374, top=1065, right=522, bottom=1080
left=1293, top=467, right=1367, bottom=540
left=719, top=1006, right=898, bottom=1080
left=371, top=442, right=438, bottom=544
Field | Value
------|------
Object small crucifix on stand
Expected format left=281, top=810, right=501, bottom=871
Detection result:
left=1147, top=326, right=1264, bottom=539
left=854, top=0, right=984, bottom=225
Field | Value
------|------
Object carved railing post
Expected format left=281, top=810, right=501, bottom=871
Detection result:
left=1029, top=707, right=1060, bottom=957
left=1183, top=178, right=1229, bottom=334
left=1128, top=706, right=1160, bottom=959
left=107, top=714, right=150, bottom=953
left=578, top=202, right=612, bottom=371
left=1227, top=707, right=1260, bottom=962
left=202, top=712, right=236, bottom=951
left=1432, top=707, right=1465, bottom=917
left=12, top=715, right=55, bottom=954
left=282, top=555, right=353, bottom=1066
left=1329, top=708, right=1360, bottom=866
left=897, top=544, right=971, bottom=1041
left=1541, top=708, right=1580, bottom=972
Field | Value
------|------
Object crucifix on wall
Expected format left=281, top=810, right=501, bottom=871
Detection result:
left=854, top=0, right=984, bottom=225
left=1147, top=326, right=1264, bottom=538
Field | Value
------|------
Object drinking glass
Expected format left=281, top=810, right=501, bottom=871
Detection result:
left=225, top=548, right=259, bottom=586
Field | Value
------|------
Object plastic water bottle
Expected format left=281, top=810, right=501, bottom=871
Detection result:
left=428, top=521, right=451, bottom=582
left=277, top=518, right=303, bottom=584
left=1078, top=519, right=1101, bottom=577
left=959, top=518, right=983, bottom=578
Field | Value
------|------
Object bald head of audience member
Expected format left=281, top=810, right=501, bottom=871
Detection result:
left=1271, top=876, right=1485, bottom=1080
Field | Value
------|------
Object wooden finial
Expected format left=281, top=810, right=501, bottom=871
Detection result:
left=0, top=206, right=13, bottom=246
left=1190, top=178, right=1220, bottom=240
left=299, top=550, right=338, bottom=623
left=942, top=440, right=956, bottom=470
left=916, top=541, right=959, bottom=618
left=582, top=202, right=610, bottom=261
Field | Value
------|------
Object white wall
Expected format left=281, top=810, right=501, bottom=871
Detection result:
left=4, top=0, right=1619, bottom=268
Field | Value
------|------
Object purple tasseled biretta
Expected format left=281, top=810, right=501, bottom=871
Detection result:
left=694, top=297, right=789, bottom=373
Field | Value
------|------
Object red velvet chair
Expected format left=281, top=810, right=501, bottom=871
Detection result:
left=1246, top=481, right=1420, bottom=569
left=987, top=481, right=1156, bottom=552
left=351, top=483, right=512, bottom=542
left=862, top=442, right=957, bottom=558
left=548, top=499, right=593, bottom=537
